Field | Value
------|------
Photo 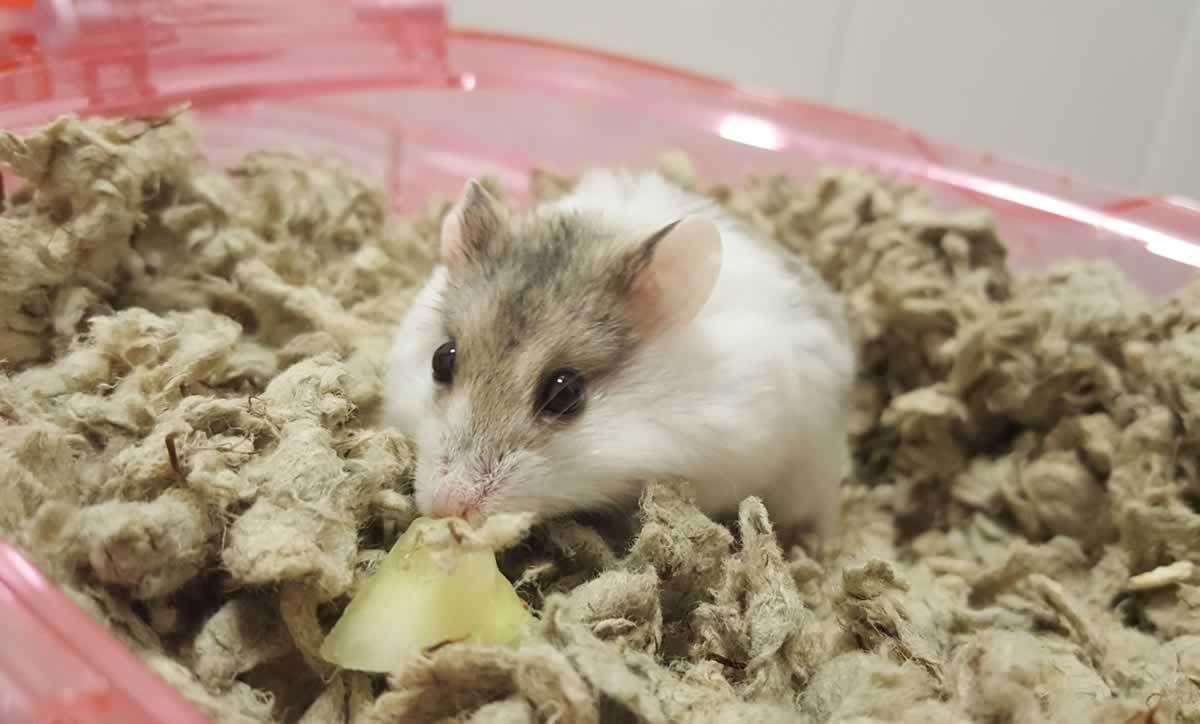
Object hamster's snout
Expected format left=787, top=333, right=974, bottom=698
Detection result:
left=422, top=442, right=528, bottom=523
left=429, top=485, right=485, bottom=525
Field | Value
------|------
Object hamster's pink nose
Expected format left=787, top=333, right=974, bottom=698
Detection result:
left=430, top=489, right=482, bottom=525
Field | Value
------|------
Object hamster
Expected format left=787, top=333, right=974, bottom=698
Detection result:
left=382, top=169, right=856, bottom=547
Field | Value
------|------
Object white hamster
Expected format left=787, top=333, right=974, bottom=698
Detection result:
left=382, top=169, right=855, bottom=546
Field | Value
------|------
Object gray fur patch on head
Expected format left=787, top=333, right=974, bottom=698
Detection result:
left=436, top=208, right=645, bottom=442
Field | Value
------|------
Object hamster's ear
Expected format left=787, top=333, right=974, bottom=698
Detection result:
left=621, top=216, right=723, bottom=337
left=441, top=179, right=507, bottom=270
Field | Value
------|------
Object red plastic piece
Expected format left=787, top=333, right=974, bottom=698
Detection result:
left=0, top=1, right=1196, bottom=722
left=0, top=542, right=210, bottom=723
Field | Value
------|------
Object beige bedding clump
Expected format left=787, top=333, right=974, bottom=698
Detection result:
left=1, top=111, right=1198, bottom=724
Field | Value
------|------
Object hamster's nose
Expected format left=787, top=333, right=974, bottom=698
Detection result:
left=430, top=489, right=483, bottom=525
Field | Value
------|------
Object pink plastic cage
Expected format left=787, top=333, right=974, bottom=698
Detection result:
left=0, top=1, right=1197, bottom=722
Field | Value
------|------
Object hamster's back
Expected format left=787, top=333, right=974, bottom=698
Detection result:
left=554, top=170, right=853, bottom=426
left=548, top=171, right=855, bottom=530
left=550, top=169, right=720, bottom=233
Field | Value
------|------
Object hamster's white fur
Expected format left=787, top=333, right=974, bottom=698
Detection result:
left=384, top=170, right=856, bottom=543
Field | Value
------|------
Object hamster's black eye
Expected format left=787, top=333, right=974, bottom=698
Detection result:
left=537, top=368, right=585, bottom=418
left=432, top=339, right=457, bottom=384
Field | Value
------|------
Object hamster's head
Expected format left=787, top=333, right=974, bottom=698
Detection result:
left=394, top=179, right=723, bottom=524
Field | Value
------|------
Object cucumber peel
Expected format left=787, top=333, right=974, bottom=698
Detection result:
left=319, top=516, right=532, bottom=673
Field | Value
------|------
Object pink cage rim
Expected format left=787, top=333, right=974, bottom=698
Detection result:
left=0, top=0, right=1193, bottom=274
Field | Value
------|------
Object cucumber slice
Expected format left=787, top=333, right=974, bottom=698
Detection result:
left=319, top=516, right=531, bottom=672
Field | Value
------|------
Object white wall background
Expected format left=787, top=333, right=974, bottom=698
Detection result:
left=448, top=0, right=1200, bottom=201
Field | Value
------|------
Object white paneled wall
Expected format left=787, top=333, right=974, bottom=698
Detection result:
left=1144, top=4, right=1200, bottom=199
left=449, top=0, right=1200, bottom=200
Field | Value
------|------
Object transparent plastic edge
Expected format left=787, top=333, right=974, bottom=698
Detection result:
left=450, top=28, right=1200, bottom=261
left=0, top=0, right=452, bottom=128
left=0, top=542, right=212, bottom=724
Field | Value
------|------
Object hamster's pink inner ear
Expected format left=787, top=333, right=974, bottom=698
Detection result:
left=624, top=216, right=723, bottom=337
left=440, top=179, right=507, bottom=270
